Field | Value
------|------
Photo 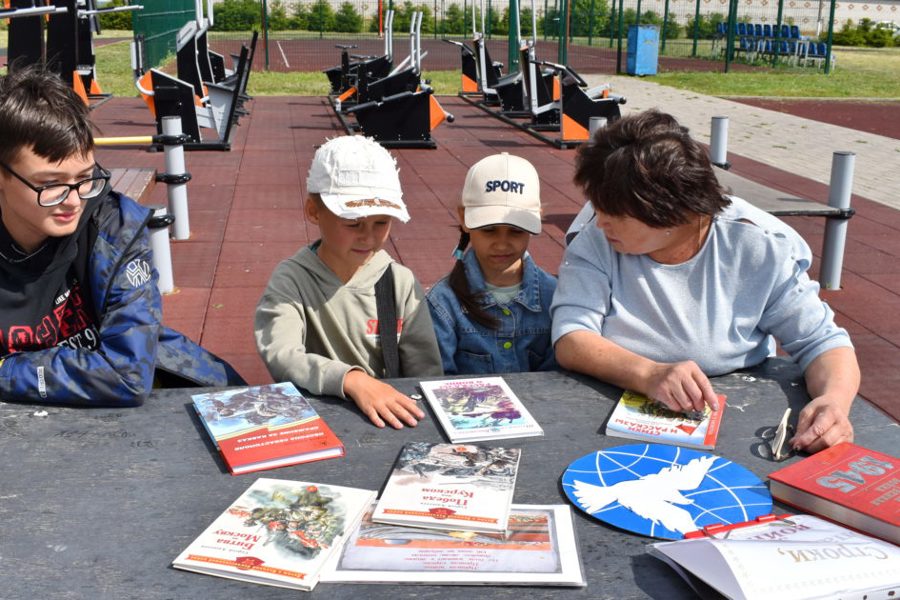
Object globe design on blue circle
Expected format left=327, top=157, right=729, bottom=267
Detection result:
left=561, top=444, right=772, bottom=539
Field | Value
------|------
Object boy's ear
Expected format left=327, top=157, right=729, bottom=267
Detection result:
left=305, top=195, right=320, bottom=224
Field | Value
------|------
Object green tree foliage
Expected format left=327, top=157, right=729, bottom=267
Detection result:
left=441, top=3, right=467, bottom=34
left=684, top=12, right=725, bottom=40
left=830, top=19, right=896, bottom=47
left=333, top=2, right=363, bottom=32
left=568, top=0, right=610, bottom=38
left=638, top=10, right=680, bottom=39
left=212, top=0, right=260, bottom=31
left=98, top=0, right=133, bottom=30
left=391, top=2, right=434, bottom=34
left=291, top=3, right=311, bottom=30
left=500, top=6, right=535, bottom=37
left=267, top=0, right=291, bottom=30
left=307, top=0, right=336, bottom=31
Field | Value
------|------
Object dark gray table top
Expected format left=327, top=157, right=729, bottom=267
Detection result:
left=1, top=359, right=896, bottom=599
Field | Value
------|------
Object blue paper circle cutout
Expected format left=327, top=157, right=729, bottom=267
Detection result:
left=561, top=443, right=772, bottom=539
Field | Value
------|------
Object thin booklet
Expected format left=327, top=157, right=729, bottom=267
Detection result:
left=419, top=376, right=543, bottom=443
left=649, top=514, right=900, bottom=600
left=192, top=382, right=344, bottom=475
left=322, top=503, right=586, bottom=587
left=172, top=478, right=376, bottom=592
left=605, top=390, right=726, bottom=450
left=372, top=441, right=521, bottom=534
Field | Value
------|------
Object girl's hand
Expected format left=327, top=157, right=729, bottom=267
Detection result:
left=343, top=370, right=425, bottom=429
left=646, top=360, right=720, bottom=413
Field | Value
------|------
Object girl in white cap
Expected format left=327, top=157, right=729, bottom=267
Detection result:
left=426, top=153, right=557, bottom=375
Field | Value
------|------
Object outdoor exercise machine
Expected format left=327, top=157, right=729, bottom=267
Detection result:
left=455, top=0, right=624, bottom=148
left=324, top=10, right=394, bottom=96
left=133, top=0, right=256, bottom=151
left=4, top=0, right=141, bottom=106
left=330, top=11, right=454, bottom=149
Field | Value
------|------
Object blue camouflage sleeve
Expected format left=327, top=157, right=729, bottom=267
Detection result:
left=0, top=221, right=160, bottom=407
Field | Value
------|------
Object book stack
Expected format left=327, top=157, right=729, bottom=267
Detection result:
left=327, top=441, right=586, bottom=586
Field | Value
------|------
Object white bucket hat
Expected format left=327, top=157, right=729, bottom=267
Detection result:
left=306, top=136, right=410, bottom=223
left=461, top=152, right=542, bottom=234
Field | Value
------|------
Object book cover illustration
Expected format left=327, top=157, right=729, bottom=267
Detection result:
left=172, top=478, right=376, bottom=591
left=419, top=377, right=543, bottom=443
left=605, top=390, right=725, bottom=450
left=561, top=444, right=772, bottom=539
left=372, top=442, right=521, bottom=533
left=768, top=442, right=899, bottom=544
left=650, top=514, right=900, bottom=599
left=192, top=382, right=344, bottom=475
left=323, top=504, right=585, bottom=586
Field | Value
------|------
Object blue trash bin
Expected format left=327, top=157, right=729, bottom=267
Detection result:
left=627, top=25, right=659, bottom=76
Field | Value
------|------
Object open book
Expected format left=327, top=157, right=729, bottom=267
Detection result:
left=650, top=514, right=900, bottom=600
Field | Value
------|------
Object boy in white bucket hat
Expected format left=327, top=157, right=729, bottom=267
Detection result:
left=255, top=136, right=442, bottom=428
left=425, top=152, right=558, bottom=375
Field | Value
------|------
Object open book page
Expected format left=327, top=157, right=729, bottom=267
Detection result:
left=650, top=514, right=900, bottom=600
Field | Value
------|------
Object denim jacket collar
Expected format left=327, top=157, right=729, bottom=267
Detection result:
left=461, top=249, right=545, bottom=313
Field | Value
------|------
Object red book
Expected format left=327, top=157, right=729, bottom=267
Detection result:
left=192, top=383, right=344, bottom=475
left=768, top=442, right=899, bottom=544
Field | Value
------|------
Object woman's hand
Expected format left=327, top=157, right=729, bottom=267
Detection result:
left=647, top=360, right=721, bottom=413
left=791, top=394, right=854, bottom=453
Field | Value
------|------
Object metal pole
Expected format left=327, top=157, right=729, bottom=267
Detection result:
left=709, top=116, right=729, bottom=168
left=615, top=0, right=624, bottom=74
left=261, top=0, right=269, bottom=69
left=509, top=0, right=520, bottom=71
left=148, top=206, right=175, bottom=294
left=162, top=116, right=191, bottom=241
left=635, top=0, right=642, bottom=24
left=587, top=0, right=595, bottom=45
left=773, top=0, right=785, bottom=66
left=724, top=0, right=738, bottom=73
left=661, top=0, right=670, bottom=54
left=557, top=0, right=568, bottom=63
left=820, top=151, right=856, bottom=290
left=691, top=0, right=701, bottom=57
left=589, top=116, right=607, bottom=135
left=824, top=0, right=836, bottom=74
left=608, top=0, right=615, bottom=48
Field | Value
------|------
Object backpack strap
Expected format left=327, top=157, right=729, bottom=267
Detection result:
left=374, top=264, right=401, bottom=379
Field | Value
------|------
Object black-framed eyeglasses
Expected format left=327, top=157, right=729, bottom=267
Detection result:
left=0, top=161, right=111, bottom=207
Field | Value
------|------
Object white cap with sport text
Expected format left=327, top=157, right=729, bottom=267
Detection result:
left=461, top=152, right=542, bottom=234
left=307, top=136, right=410, bottom=223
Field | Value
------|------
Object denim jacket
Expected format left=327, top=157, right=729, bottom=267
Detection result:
left=426, top=250, right=558, bottom=375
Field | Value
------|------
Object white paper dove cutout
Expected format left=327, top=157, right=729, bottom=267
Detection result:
left=571, top=455, right=716, bottom=535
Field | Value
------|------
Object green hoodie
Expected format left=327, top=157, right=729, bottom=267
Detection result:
left=255, top=245, right=442, bottom=398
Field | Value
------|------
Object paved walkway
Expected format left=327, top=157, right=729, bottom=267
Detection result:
left=590, top=75, right=900, bottom=211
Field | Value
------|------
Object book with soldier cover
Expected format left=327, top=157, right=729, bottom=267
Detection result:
left=192, top=382, right=344, bottom=475
left=372, top=442, right=521, bottom=534
left=322, top=503, right=586, bottom=586
left=172, top=478, right=376, bottom=591
left=605, top=390, right=726, bottom=450
left=419, top=377, right=543, bottom=443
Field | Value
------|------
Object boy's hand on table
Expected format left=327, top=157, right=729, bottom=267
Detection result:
left=343, top=370, right=425, bottom=429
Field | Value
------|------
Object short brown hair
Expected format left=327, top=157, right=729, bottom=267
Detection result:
left=573, top=109, right=729, bottom=228
left=0, top=66, right=94, bottom=165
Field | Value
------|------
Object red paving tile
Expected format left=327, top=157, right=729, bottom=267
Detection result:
left=90, top=96, right=900, bottom=423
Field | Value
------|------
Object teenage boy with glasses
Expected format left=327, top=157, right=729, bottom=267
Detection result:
left=0, top=67, right=244, bottom=406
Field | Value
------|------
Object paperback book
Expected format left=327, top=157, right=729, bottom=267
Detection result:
left=372, top=441, right=521, bottom=534
left=605, top=390, right=726, bottom=450
left=650, top=514, right=900, bottom=600
left=418, top=376, right=543, bottom=443
left=322, top=503, right=586, bottom=586
left=192, top=382, right=344, bottom=475
left=172, top=478, right=376, bottom=591
left=768, top=441, right=899, bottom=544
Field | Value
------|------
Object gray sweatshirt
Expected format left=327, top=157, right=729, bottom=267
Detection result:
left=551, top=197, right=851, bottom=375
left=255, top=246, right=442, bottom=398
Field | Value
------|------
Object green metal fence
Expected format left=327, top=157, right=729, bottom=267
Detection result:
left=132, top=0, right=197, bottom=68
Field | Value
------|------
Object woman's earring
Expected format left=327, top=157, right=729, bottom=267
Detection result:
left=665, top=230, right=672, bottom=236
